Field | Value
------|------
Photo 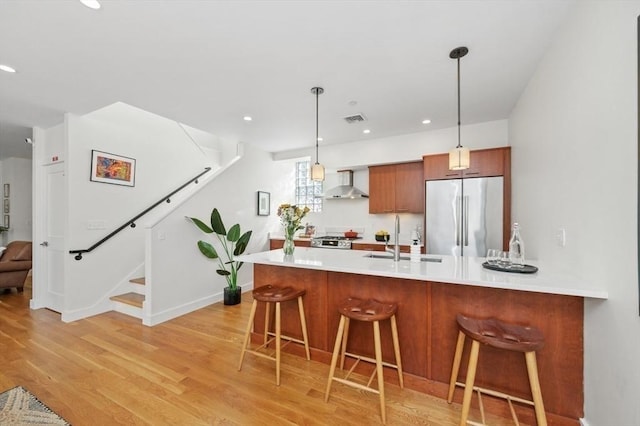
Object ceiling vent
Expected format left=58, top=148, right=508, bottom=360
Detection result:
left=343, top=113, right=367, bottom=124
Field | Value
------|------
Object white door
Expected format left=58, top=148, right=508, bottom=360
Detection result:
left=35, top=162, right=66, bottom=312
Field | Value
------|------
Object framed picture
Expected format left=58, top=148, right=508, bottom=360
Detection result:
left=3, top=183, right=8, bottom=198
left=257, top=191, right=270, bottom=216
left=90, top=150, right=136, bottom=187
left=3, top=198, right=8, bottom=214
left=4, top=215, right=9, bottom=228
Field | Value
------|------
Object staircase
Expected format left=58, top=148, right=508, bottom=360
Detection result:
left=110, top=277, right=146, bottom=319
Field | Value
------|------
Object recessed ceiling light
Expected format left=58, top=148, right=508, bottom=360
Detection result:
left=348, top=100, right=358, bottom=106
left=0, top=65, right=16, bottom=73
left=243, top=116, right=252, bottom=121
left=422, top=119, right=431, bottom=124
left=80, top=0, right=101, bottom=9
left=363, top=129, right=371, bottom=134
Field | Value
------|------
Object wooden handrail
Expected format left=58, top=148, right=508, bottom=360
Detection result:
left=69, top=167, right=211, bottom=260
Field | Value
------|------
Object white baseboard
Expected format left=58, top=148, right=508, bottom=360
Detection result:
left=580, top=418, right=590, bottom=426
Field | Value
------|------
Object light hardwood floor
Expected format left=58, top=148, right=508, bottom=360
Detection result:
left=0, top=288, right=519, bottom=425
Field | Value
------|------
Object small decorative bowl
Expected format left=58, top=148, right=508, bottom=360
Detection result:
left=375, top=235, right=390, bottom=242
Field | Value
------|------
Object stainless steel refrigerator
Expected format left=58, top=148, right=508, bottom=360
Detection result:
left=425, top=177, right=503, bottom=256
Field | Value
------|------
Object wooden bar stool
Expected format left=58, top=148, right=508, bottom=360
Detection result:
left=447, top=314, right=547, bottom=426
left=324, top=297, right=404, bottom=424
left=238, top=285, right=310, bottom=386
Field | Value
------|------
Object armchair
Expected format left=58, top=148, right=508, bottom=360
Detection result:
left=0, top=241, right=32, bottom=292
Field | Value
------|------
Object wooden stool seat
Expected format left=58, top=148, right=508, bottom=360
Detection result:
left=338, top=297, right=398, bottom=322
left=325, top=297, right=403, bottom=424
left=457, top=315, right=545, bottom=353
left=448, top=314, right=547, bottom=426
left=252, top=285, right=305, bottom=303
left=238, top=285, right=310, bottom=386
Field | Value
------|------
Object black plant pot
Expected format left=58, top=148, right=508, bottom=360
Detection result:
left=223, top=287, right=241, bottom=306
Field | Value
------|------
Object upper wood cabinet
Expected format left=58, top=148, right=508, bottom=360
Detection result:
left=369, top=161, right=424, bottom=214
left=423, top=147, right=510, bottom=180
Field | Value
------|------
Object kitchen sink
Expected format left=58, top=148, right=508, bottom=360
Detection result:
left=363, top=253, right=442, bottom=262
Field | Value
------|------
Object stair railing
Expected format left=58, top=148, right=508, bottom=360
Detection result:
left=69, top=167, right=211, bottom=260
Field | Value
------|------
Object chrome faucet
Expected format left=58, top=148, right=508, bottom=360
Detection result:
left=385, top=214, right=401, bottom=261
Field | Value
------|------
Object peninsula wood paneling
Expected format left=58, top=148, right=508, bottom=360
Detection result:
left=325, top=272, right=429, bottom=378
left=429, top=282, right=583, bottom=421
left=252, top=264, right=328, bottom=351
left=249, top=264, right=583, bottom=426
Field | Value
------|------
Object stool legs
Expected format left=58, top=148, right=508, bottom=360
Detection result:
left=525, top=351, right=547, bottom=426
left=297, top=296, right=311, bottom=360
left=238, top=293, right=311, bottom=386
left=325, top=315, right=346, bottom=401
left=275, top=301, right=282, bottom=385
left=238, top=299, right=258, bottom=371
left=325, top=313, right=402, bottom=425
left=448, top=333, right=548, bottom=426
left=447, top=330, right=466, bottom=403
left=390, top=315, right=404, bottom=389
left=373, top=320, right=387, bottom=424
left=459, top=339, right=480, bottom=426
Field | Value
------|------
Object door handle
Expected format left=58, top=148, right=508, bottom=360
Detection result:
left=464, top=195, right=469, bottom=246
left=455, top=196, right=460, bottom=246
left=40, top=241, right=48, bottom=247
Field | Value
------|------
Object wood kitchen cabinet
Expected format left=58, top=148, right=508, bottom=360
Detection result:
left=368, top=161, right=424, bottom=214
left=351, top=243, right=418, bottom=253
left=269, top=239, right=310, bottom=250
left=423, top=147, right=509, bottom=180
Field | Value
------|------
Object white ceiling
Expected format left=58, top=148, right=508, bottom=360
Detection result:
left=0, top=0, right=574, bottom=160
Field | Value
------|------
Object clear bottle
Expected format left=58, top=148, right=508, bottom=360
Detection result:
left=508, top=223, right=525, bottom=267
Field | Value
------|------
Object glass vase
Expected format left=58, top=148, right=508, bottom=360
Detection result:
left=283, top=233, right=295, bottom=255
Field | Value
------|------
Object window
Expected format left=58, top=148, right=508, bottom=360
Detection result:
left=295, top=161, right=323, bottom=212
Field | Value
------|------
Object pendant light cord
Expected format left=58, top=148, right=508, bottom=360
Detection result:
left=315, top=89, right=319, bottom=165
left=456, top=55, right=461, bottom=149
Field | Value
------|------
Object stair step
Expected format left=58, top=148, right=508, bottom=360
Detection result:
left=111, top=292, right=145, bottom=308
left=130, top=277, right=146, bottom=285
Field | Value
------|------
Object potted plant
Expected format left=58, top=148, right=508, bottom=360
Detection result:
left=189, top=208, right=252, bottom=305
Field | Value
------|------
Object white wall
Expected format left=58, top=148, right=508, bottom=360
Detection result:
left=1, top=157, right=32, bottom=243
left=147, top=145, right=296, bottom=322
left=274, top=119, right=508, bottom=169
left=509, top=2, right=639, bottom=424
left=64, top=102, right=213, bottom=313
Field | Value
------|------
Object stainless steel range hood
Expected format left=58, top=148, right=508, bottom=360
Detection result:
left=323, top=170, right=369, bottom=199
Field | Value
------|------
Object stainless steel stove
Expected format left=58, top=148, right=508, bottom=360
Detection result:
left=311, top=236, right=361, bottom=250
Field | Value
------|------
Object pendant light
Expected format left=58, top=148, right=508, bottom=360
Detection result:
left=448, top=46, right=470, bottom=171
left=310, top=86, right=325, bottom=181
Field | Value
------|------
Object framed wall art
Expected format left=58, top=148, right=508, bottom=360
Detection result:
left=90, top=150, right=136, bottom=187
left=3, top=183, right=9, bottom=198
left=3, top=198, right=8, bottom=214
left=4, top=215, right=9, bottom=228
left=257, top=191, right=270, bottom=216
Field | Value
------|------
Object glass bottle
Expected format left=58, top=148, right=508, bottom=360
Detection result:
left=508, top=223, right=525, bottom=267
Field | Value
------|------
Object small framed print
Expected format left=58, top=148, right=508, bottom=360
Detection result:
left=3, top=198, right=8, bottom=214
left=3, top=183, right=8, bottom=198
left=257, top=191, right=270, bottom=216
left=4, top=215, right=9, bottom=228
left=90, top=150, right=136, bottom=187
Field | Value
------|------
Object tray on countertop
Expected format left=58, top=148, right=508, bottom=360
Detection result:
left=482, top=261, right=538, bottom=274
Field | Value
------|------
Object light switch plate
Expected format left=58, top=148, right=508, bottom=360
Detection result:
left=556, top=228, right=566, bottom=247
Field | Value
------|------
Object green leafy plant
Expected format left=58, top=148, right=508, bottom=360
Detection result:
left=189, top=208, right=252, bottom=291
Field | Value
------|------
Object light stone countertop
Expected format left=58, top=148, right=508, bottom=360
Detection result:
left=237, top=247, right=608, bottom=300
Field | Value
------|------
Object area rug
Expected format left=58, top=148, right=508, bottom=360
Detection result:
left=0, top=386, right=70, bottom=425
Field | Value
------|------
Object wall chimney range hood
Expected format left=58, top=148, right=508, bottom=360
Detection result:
left=322, top=170, right=369, bottom=199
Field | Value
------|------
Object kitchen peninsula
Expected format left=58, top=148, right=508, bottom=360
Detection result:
left=237, top=248, right=607, bottom=425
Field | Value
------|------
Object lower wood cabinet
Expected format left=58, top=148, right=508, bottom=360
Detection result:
left=351, top=243, right=419, bottom=253
left=269, top=239, right=311, bottom=250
